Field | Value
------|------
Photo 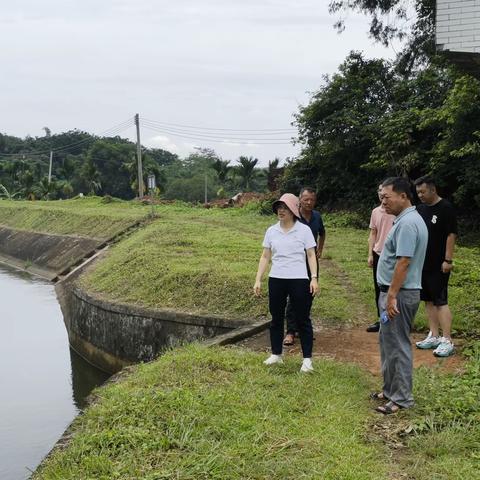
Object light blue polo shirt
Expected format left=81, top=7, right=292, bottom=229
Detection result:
left=377, top=206, right=428, bottom=289
left=262, top=221, right=316, bottom=279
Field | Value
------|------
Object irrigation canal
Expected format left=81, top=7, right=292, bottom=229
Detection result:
left=0, top=264, right=110, bottom=480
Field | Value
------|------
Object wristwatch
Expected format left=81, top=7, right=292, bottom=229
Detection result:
left=311, top=275, right=318, bottom=278
left=444, top=259, right=453, bottom=264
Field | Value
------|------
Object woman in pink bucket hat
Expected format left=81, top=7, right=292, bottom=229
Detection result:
left=253, top=193, right=319, bottom=372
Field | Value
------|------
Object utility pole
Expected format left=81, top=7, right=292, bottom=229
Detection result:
left=48, top=151, right=53, bottom=184
left=135, top=113, right=144, bottom=199
left=204, top=172, right=208, bottom=204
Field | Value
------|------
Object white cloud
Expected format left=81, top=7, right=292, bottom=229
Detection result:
left=144, top=135, right=180, bottom=154
left=0, top=1, right=396, bottom=165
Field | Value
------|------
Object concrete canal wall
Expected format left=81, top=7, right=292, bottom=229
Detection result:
left=0, top=225, right=251, bottom=373
left=56, top=267, right=249, bottom=373
left=0, top=226, right=101, bottom=280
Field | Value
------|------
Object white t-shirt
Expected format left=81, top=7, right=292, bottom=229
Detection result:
left=262, top=221, right=316, bottom=279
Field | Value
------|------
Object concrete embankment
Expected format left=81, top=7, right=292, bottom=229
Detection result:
left=0, top=224, right=258, bottom=374
left=0, top=226, right=102, bottom=280
left=56, top=260, right=251, bottom=373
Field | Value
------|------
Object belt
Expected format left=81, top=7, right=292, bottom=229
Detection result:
left=379, top=285, right=420, bottom=293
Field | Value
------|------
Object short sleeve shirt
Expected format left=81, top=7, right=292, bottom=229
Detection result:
left=262, top=221, right=316, bottom=279
left=377, top=207, right=428, bottom=289
left=416, top=199, right=457, bottom=272
left=299, top=210, right=325, bottom=244
left=369, top=206, right=395, bottom=254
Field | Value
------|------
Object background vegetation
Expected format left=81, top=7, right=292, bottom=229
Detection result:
left=0, top=130, right=281, bottom=203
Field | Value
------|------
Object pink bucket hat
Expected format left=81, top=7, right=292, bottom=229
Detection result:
left=272, top=193, right=300, bottom=219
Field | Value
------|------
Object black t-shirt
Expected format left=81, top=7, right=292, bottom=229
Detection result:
left=416, top=199, right=458, bottom=272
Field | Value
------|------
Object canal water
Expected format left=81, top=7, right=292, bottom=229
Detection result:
left=0, top=264, right=110, bottom=480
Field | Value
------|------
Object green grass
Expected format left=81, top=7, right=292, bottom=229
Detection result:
left=0, top=197, right=150, bottom=239
left=33, top=345, right=388, bottom=480
left=82, top=205, right=352, bottom=323
left=17, top=203, right=478, bottom=478
left=323, top=225, right=480, bottom=335
left=398, top=341, right=480, bottom=479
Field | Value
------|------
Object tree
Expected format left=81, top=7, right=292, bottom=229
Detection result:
left=283, top=52, right=395, bottom=207
left=34, top=176, right=58, bottom=200
left=80, top=157, right=101, bottom=195
left=86, top=139, right=135, bottom=198
left=267, top=158, right=284, bottom=192
left=212, top=159, right=231, bottom=185
left=236, top=156, right=259, bottom=190
left=329, top=0, right=435, bottom=72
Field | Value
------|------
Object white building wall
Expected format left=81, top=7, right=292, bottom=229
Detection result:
left=436, top=0, right=480, bottom=53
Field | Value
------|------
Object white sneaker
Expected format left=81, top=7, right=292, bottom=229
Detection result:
left=433, top=338, right=455, bottom=357
left=416, top=332, right=441, bottom=350
left=264, top=354, right=283, bottom=365
left=300, top=358, right=314, bottom=373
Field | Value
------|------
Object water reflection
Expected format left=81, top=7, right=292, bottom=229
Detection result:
left=0, top=264, right=110, bottom=480
left=70, top=347, right=109, bottom=410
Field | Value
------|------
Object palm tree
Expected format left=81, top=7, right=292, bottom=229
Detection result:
left=0, top=184, right=21, bottom=200
left=33, top=177, right=58, bottom=200
left=236, top=156, right=259, bottom=190
left=267, top=157, right=283, bottom=192
left=212, top=159, right=231, bottom=185
left=81, top=157, right=101, bottom=195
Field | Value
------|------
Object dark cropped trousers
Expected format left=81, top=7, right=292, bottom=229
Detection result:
left=268, top=277, right=313, bottom=358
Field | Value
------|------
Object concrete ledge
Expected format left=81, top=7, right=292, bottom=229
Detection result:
left=203, top=319, right=270, bottom=347
left=57, top=270, right=254, bottom=373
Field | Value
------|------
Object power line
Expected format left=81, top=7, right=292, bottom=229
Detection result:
left=141, top=119, right=292, bottom=138
left=142, top=117, right=296, bottom=133
left=0, top=118, right=134, bottom=158
left=142, top=124, right=293, bottom=145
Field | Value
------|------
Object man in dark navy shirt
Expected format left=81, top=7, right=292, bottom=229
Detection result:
left=414, top=176, right=458, bottom=357
left=283, top=187, right=325, bottom=346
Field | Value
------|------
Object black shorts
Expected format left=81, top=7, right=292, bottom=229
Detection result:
left=420, top=271, right=450, bottom=306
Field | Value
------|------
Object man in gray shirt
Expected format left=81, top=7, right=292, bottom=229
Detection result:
left=374, top=177, right=428, bottom=414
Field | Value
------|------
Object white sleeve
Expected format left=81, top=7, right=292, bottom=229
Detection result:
left=303, top=226, right=316, bottom=249
left=262, top=228, right=272, bottom=249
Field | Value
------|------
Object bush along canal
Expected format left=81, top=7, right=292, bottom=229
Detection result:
left=0, top=264, right=110, bottom=480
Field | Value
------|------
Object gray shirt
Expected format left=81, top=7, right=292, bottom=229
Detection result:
left=377, top=206, right=428, bottom=289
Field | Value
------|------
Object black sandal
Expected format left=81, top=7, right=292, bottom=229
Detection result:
left=376, top=401, right=403, bottom=415
left=370, top=392, right=387, bottom=401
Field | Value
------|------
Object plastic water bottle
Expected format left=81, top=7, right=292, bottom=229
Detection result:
left=380, top=310, right=389, bottom=325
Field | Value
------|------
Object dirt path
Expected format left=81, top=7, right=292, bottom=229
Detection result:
left=238, top=324, right=464, bottom=375
left=239, top=259, right=465, bottom=375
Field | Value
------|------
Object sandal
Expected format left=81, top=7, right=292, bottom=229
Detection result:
left=376, top=401, right=403, bottom=415
left=370, top=392, right=387, bottom=401
left=283, top=333, right=295, bottom=346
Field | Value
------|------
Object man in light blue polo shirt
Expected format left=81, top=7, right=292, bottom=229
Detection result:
left=374, top=177, right=428, bottom=414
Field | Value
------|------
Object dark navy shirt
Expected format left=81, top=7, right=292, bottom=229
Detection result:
left=299, top=210, right=325, bottom=245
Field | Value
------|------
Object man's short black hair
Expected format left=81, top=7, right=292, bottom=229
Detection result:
left=414, top=175, right=437, bottom=188
left=299, top=186, right=316, bottom=196
left=381, top=177, right=414, bottom=202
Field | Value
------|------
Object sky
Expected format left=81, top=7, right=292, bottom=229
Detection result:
left=1, top=0, right=397, bottom=166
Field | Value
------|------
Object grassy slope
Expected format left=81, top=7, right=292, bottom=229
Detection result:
left=82, top=204, right=353, bottom=323
left=2, top=201, right=476, bottom=478
left=0, top=197, right=150, bottom=239
left=82, top=204, right=479, bottom=333
left=33, top=345, right=388, bottom=480
left=324, top=222, right=480, bottom=335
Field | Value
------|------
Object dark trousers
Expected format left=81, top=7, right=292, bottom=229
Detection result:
left=269, top=277, right=313, bottom=357
left=285, top=257, right=318, bottom=334
left=372, top=251, right=380, bottom=317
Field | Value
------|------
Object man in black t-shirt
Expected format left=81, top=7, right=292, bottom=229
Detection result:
left=414, top=176, right=458, bottom=357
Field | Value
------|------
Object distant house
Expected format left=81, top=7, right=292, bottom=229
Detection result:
left=436, top=0, right=480, bottom=76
